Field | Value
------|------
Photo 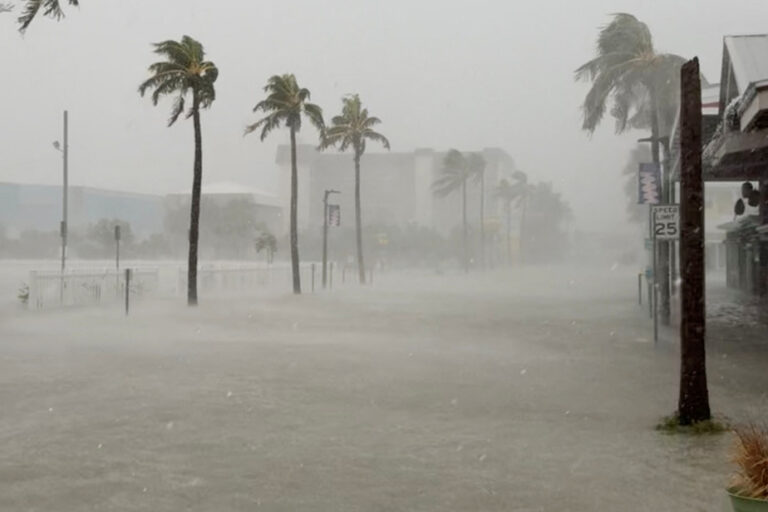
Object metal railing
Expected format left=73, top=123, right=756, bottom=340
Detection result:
left=176, top=263, right=320, bottom=295
left=28, top=267, right=159, bottom=310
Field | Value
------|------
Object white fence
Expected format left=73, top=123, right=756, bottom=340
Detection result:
left=27, top=268, right=159, bottom=310
left=177, top=263, right=320, bottom=295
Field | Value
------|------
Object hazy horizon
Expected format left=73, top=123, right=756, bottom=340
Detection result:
left=3, top=0, right=768, bottom=234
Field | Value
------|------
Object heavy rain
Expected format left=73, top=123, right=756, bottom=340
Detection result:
left=2, top=2, right=768, bottom=511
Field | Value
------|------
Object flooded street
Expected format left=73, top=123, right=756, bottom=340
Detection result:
left=2, top=266, right=764, bottom=511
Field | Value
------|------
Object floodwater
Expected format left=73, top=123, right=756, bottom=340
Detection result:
left=1, top=264, right=766, bottom=511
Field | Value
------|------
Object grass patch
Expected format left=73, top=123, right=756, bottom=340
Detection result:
left=655, top=412, right=730, bottom=435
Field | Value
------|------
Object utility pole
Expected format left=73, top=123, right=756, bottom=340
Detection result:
left=54, top=110, right=69, bottom=273
left=322, top=189, right=339, bottom=288
left=53, top=111, right=69, bottom=305
left=678, top=57, right=711, bottom=425
left=639, top=133, right=672, bottom=326
left=115, top=225, right=121, bottom=271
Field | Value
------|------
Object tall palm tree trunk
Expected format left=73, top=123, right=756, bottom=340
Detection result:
left=289, top=126, right=301, bottom=294
left=519, top=196, right=527, bottom=265
left=187, top=96, right=202, bottom=306
left=462, top=180, right=468, bottom=273
left=354, top=150, right=366, bottom=285
left=479, top=172, right=485, bottom=269
left=506, top=201, right=512, bottom=266
left=650, top=85, right=671, bottom=326
left=678, top=57, right=710, bottom=424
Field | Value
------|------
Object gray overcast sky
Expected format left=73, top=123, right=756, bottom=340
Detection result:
left=2, top=0, right=767, bottom=233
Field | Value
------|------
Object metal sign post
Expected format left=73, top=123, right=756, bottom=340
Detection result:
left=650, top=204, right=680, bottom=345
left=322, top=189, right=340, bottom=289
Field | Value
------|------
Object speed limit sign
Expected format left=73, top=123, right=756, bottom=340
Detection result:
left=652, top=205, right=679, bottom=240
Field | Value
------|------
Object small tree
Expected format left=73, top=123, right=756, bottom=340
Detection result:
left=255, top=231, right=277, bottom=264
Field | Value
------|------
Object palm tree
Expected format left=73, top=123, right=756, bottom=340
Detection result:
left=139, top=35, right=218, bottom=306
left=496, top=171, right=529, bottom=264
left=246, top=74, right=324, bottom=294
left=255, top=231, right=277, bottom=264
left=320, top=94, right=390, bottom=285
left=575, top=12, right=684, bottom=327
left=470, top=154, right=487, bottom=269
left=433, top=150, right=475, bottom=272
left=16, top=0, right=78, bottom=32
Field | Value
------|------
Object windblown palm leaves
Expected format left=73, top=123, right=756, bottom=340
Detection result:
left=320, top=94, right=389, bottom=284
left=575, top=13, right=685, bottom=135
left=245, top=74, right=324, bottom=141
left=432, top=150, right=482, bottom=198
left=246, top=74, right=324, bottom=294
left=433, top=150, right=485, bottom=272
left=17, top=0, right=78, bottom=32
left=139, top=36, right=218, bottom=127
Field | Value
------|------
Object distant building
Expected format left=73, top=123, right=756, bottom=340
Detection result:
left=274, top=145, right=517, bottom=235
left=0, top=182, right=164, bottom=238
left=0, top=181, right=282, bottom=241
left=166, top=181, right=283, bottom=235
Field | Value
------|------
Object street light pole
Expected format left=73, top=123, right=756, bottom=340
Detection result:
left=54, top=110, right=69, bottom=273
left=322, top=189, right=339, bottom=289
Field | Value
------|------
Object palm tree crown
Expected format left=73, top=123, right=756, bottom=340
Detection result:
left=496, top=170, right=528, bottom=206
left=432, top=150, right=483, bottom=197
left=245, top=74, right=324, bottom=139
left=139, top=36, right=218, bottom=125
left=575, top=13, right=684, bottom=134
left=17, top=0, right=78, bottom=32
left=320, top=94, right=390, bottom=153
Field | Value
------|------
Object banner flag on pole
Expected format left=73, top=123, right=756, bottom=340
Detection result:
left=328, top=204, right=341, bottom=226
left=638, top=162, right=662, bottom=204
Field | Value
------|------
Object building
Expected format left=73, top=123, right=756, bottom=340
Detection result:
left=0, top=182, right=164, bottom=238
left=682, top=34, right=768, bottom=295
left=0, top=181, right=282, bottom=243
left=274, top=145, right=518, bottom=235
left=166, top=181, right=283, bottom=235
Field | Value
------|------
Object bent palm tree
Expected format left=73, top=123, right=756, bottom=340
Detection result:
left=139, top=35, right=218, bottom=306
left=433, top=150, right=475, bottom=273
left=469, top=154, right=487, bottom=269
left=17, top=0, right=78, bottom=32
left=246, top=74, right=324, bottom=294
left=575, top=12, right=684, bottom=327
left=495, top=179, right=517, bottom=265
left=320, top=94, right=390, bottom=285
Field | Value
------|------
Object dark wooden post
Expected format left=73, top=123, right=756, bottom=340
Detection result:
left=678, top=57, right=711, bottom=425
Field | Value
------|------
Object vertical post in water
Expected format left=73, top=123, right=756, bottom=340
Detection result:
left=125, top=268, right=131, bottom=316
left=653, top=235, right=659, bottom=345
left=638, top=273, right=642, bottom=305
left=678, top=57, right=711, bottom=424
left=311, top=263, right=316, bottom=293
left=62, top=110, right=68, bottom=275
left=329, top=262, right=334, bottom=290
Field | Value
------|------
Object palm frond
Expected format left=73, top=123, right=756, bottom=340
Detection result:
left=139, top=35, right=217, bottom=126
left=17, top=0, right=78, bottom=33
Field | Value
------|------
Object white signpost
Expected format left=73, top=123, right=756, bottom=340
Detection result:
left=652, top=205, right=680, bottom=240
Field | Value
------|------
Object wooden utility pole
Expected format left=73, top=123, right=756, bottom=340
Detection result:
left=678, top=57, right=711, bottom=424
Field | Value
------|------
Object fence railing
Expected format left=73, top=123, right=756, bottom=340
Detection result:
left=28, top=268, right=159, bottom=310
left=176, top=263, right=320, bottom=295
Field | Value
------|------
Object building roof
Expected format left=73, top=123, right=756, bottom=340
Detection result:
left=724, top=35, right=768, bottom=94
left=702, top=83, right=721, bottom=116
left=169, top=181, right=281, bottom=207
